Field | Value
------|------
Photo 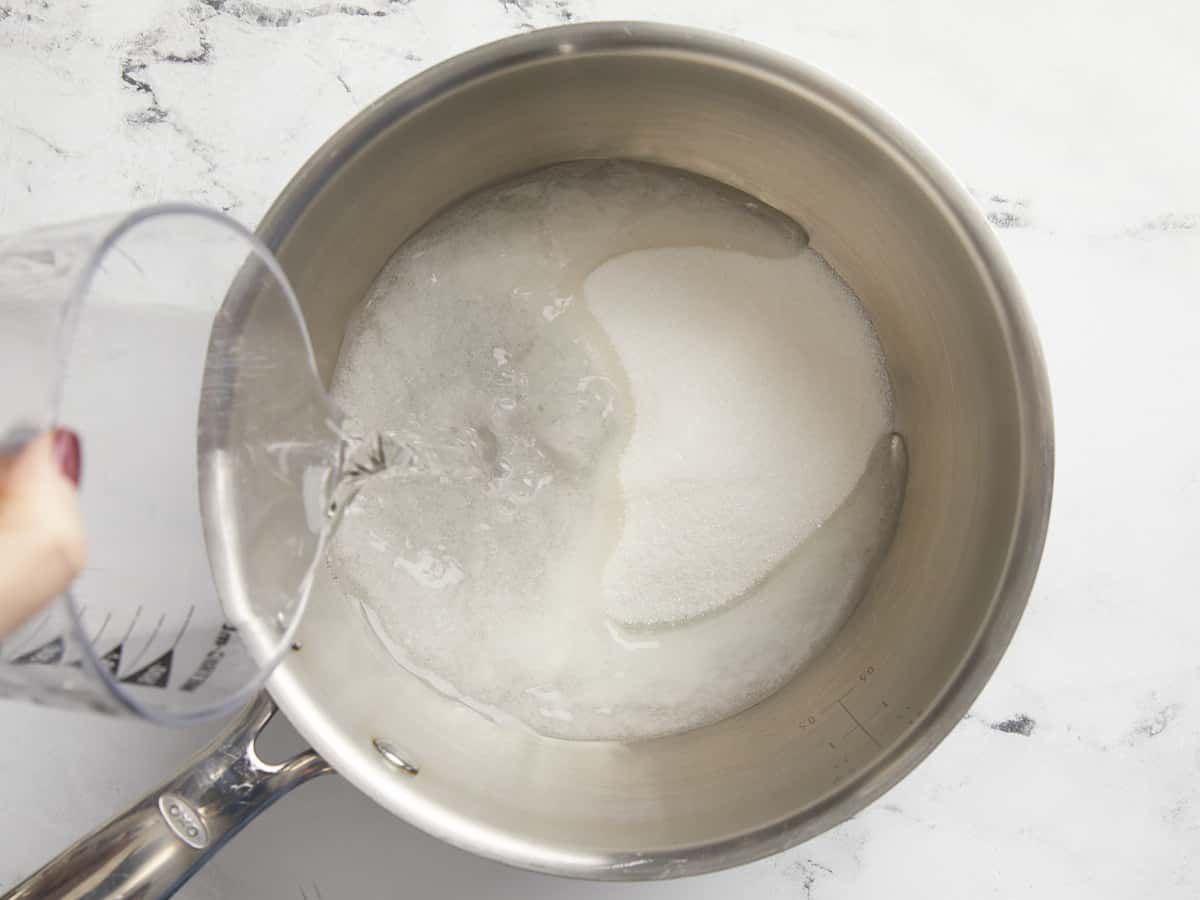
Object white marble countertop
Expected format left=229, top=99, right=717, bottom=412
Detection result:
left=2, top=1, right=1198, bottom=896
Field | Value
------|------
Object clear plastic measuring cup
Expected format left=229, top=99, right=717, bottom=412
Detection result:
left=0, top=204, right=347, bottom=724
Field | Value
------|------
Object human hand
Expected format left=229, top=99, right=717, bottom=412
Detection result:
left=0, top=430, right=86, bottom=637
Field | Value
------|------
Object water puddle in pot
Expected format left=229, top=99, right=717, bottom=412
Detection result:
left=324, top=160, right=906, bottom=741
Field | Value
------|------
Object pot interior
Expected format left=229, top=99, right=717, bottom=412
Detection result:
left=251, top=24, right=1050, bottom=878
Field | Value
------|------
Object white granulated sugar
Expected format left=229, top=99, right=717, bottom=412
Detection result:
left=327, top=160, right=901, bottom=742
left=586, top=247, right=891, bottom=627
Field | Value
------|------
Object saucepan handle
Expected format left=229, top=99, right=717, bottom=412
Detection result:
left=1, top=693, right=331, bottom=900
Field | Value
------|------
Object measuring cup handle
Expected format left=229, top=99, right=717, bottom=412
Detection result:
left=1, top=693, right=331, bottom=900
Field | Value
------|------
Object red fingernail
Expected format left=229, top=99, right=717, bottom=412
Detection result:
left=53, top=429, right=81, bottom=486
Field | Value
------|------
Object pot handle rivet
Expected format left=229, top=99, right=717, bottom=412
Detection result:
left=373, top=738, right=419, bottom=775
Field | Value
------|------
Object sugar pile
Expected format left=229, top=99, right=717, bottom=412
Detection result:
left=327, top=161, right=901, bottom=741
left=588, top=247, right=891, bottom=627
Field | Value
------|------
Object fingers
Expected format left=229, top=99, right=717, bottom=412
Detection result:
left=0, top=430, right=87, bottom=637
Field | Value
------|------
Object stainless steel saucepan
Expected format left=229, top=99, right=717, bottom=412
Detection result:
left=4, top=21, right=1053, bottom=899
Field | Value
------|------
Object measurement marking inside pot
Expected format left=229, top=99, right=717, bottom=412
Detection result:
left=838, top=699, right=881, bottom=749
left=835, top=686, right=864, bottom=710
